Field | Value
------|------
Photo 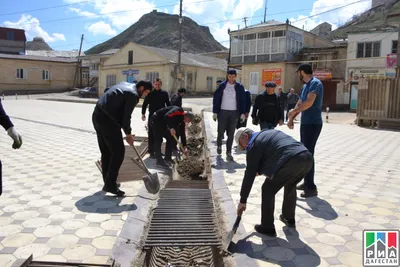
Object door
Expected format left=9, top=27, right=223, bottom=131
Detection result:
left=350, top=84, right=358, bottom=110
left=249, top=72, right=259, bottom=94
left=322, top=81, right=337, bottom=109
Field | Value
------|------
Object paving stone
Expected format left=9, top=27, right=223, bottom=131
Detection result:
left=0, top=247, right=17, bottom=254
left=62, top=244, right=97, bottom=261
left=262, top=247, right=296, bottom=261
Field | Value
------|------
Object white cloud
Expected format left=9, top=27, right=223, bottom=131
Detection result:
left=289, top=0, right=372, bottom=31
left=2, top=14, right=66, bottom=42
left=87, top=21, right=117, bottom=36
left=69, top=7, right=97, bottom=17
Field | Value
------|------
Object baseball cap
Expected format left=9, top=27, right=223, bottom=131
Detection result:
left=265, top=82, right=277, bottom=88
left=235, top=127, right=250, bottom=151
left=296, top=63, right=313, bottom=74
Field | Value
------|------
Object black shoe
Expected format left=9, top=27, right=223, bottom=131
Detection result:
left=102, top=186, right=125, bottom=197
left=226, top=152, right=233, bottom=161
left=217, top=146, right=222, bottom=155
left=279, top=214, right=296, bottom=228
left=164, top=158, right=175, bottom=165
left=296, top=183, right=305, bottom=190
left=300, top=190, right=318, bottom=198
left=149, top=153, right=156, bottom=159
left=156, top=160, right=170, bottom=169
left=117, top=183, right=121, bottom=188
left=254, top=225, right=277, bottom=237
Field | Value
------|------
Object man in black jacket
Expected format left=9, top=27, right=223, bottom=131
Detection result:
left=92, top=81, right=152, bottom=196
left=236, top=89, right=252, bottom=129
left=0, top=99, right=23, bottom=196
left=170, top=87, right=186, bottom=108
left=141, top=78, right=171, bottom=158
left=150, top=106, right=194, bottom=168
left=251, top=82, right=284, bottom=130
left=235, top=127, right=313, bottom=237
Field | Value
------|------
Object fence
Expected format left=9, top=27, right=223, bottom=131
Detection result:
left=357, top=78, right=400, bottom=129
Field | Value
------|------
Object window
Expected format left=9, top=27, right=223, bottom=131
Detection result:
left=6, top=31, right=14, bottom=40
left=257, top=39, right=264, bottom=54
left=128, top=50, right=133, bottom=65
left=279, top=38, right=285, bottom=53
left=244, top=33, right=256, bottom=40
left=146, top=72, right=159, bottom=82
left=16, top=69, right=26, bottom=79
left=42, top=70, right=49, bottom=80
left=82, top=73, right=89, bottom=79
left=309, top=56, right=319, bottom=69
left=392, top=40, right=398, bottom=54
left=206, top=76, right=213, bottom=91
left=91, top=63, right=99, bottom=70
left=356, top=42, right=381, bottom=58
left=258, top=32, right=270, bottom=39
left=271, top=39, right=278, bottom=53
left=106, top=74, right=116, bottom=87
left=273, top=30, right=285, bottom=37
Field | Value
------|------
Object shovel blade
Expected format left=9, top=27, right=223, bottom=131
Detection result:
left=142, top=173, right=160, bottom=194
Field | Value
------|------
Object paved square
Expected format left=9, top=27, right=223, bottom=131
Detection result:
left=204, top=111, right=400, bottom=267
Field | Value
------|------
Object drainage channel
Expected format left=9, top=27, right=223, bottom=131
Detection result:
left=142, top=180, right=223, bottom=267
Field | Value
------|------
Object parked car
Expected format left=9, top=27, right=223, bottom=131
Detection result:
left=79, top=87, right=98, bottom=98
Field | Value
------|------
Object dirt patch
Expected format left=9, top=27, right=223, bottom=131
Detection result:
left=192, top=114, right=203, bottom=124
left=188, top=124, right=202, bottom=136
left=177, top=158, right=205, bottom=180
left=187, top=137, right=204, bottom=157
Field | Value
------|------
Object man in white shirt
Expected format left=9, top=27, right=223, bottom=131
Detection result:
left=212, top=70, right=246, bottom=161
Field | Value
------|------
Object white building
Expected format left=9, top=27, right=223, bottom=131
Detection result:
left=346, top=28, right=398, bottom=110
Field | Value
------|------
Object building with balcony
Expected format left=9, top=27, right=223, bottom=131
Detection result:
left=0, top=27, right=26, bottom=55
left=228, top=20, right=334, bottom=95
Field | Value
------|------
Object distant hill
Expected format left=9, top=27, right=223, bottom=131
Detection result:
left=328, top=0, right=400, bottom=40
left=26, top=37, right=53, bottom=51
left=85, top=10, right=226, bottom=55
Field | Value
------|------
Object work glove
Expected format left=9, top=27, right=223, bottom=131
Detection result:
left=212, top=113, right=217, bottom=122
left=240, top=114, right=246, bottom=123
left=7, top=127, right=22, bottom=149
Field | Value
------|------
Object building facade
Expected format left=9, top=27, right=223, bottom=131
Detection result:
left=0, top=53, right=78, bottom=94
left=346, top=29, right=398, bottom=110
left=228, top=20, right=335, bottom=94
left=98, top=42, right=230, bottom=95
left=0, top=27, right=26, bottom=55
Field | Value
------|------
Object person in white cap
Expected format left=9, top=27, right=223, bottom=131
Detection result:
left=234, top=127, right=313, bottom=237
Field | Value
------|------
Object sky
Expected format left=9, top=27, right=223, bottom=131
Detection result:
left=0, top=0, right=372, bottom=52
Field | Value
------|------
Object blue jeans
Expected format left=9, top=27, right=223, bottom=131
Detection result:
left=260, top=121, right=275, bottom=130
left=300, top=123, right=322, bottom=191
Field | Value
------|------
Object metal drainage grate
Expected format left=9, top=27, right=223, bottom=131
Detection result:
left=18, top=255, right=115, bottom=267
left=144, top=180, right=221, bottom=247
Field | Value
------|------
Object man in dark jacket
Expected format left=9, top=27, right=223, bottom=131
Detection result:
left=150, top=106, right=194, bottom=168
left=170, top=87, right=186, bottom=107
left=212, top=69, right=246, bottom=161
left=286, top=88, right=299, bottom=121
left=235, top=127, right=313, bottom=237
left=251, top=82, right=284, bottom=130
left=141, top=78, right=171, bottom=158
left=236, top=89, right=252, bottom=129
left=92, top=81, right=152, bottom=196
left=0, top=99, right=23, bottom=196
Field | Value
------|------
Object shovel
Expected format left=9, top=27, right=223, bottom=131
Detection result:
left=129, top=144, right=160, bottom=194
left=224, top=211, right=242, bottom=252
left=171, top=134, right=187, bottom=159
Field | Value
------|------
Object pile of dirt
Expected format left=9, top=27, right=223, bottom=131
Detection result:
left=188, top=124, right=202, bottom=136
left=192, top=114, right=203, bottom=124
left=187, top=137, right=204, bottom=157
left=177, top=158, right=205, bottom=179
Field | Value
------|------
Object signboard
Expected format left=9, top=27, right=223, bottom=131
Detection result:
left=313, top=71, right=332, bottom=80
left=262, top=68, right=282, bottom=85
left=122, top=69, right=139, bottom=75
left=386, top=54, right=398, bottom=68
left=349, top=69, right=386, bottom=81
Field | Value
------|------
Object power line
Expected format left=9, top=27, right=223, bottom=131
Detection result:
left=0, top=0, right=91, bottom=16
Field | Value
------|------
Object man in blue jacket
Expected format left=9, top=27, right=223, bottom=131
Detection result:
left=212, top=69, right=246, bottom=161
left=236, top=89, right=252, bottom=129
left=235, top=127, right=312, bottom=237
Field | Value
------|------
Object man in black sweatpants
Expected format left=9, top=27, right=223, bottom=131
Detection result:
left=93, top=81, right=152, bottom=196
left=150, top=106, right=194, bottom=168
left=141, top=78, right=171, bottom=158
left=0, top=99, right=23, bottom=196
left=235, top=127, right=313, bottom=237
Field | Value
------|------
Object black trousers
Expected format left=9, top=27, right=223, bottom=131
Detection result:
left=261, top=151, right=313, bottom=229
left=236, top=118, right=248, bottom=129
left=93, top=111, right=125, bottom=191
left=151, top=121, right=175, bottom=161
left=300, top=124, right=322, bottom=191
left=217, top=110, right=238, bottom=153
left=286, top=103, right=296, bottom=121
left=147, top=113, right=155, bottom=154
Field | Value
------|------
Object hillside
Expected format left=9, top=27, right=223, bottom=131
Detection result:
left=328, top=0, right=400, bottom=39
left=26, top=37, right=53, bottom=51
left=85, top=11, right=226, bottom=55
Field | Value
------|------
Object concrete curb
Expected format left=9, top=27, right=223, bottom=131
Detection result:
left=202, top=112, right=259, bottom=267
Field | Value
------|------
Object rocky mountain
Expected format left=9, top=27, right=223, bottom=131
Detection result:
left=26, top=37, right=53, bottom=51
left=328, top=0, right=400, bottom=40
left=85, top=10, right=226, bottom=55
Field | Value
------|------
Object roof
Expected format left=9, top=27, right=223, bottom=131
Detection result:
left=0, top=27, right=26, bottom=42
left=100, top=49, right=119, bottom=55
left=25, top=50, right=84, bottom=58
left=139, top=44, right=227, bottom=71
left=0, top=53, right=78, bottom=63
left=231, top=20, right=285, bottom=32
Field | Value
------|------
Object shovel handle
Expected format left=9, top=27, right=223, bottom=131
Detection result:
left=172, top=134, right=186, bottom=157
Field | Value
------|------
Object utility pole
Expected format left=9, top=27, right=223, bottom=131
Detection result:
left=243, top=17, right=248, bottom=28
left=177, top=0, right=183, bottom=91
left=227, top=28, right=231, bottom=74
left=73, top=34, right=84, bottom=88
left=263, top=0, right=268, bottom=23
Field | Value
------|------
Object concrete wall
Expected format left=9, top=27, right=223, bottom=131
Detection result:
left=303, top=32, right=335, bottom=48
left=241, top=62, right=286, bottom=94
left=104, top=43, right=165, bottom=67
left=285, top=63, right=302, bottom=93
left=0, top=39, right=25, bottom=54
left=0, top=58, right=77, bottom=93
